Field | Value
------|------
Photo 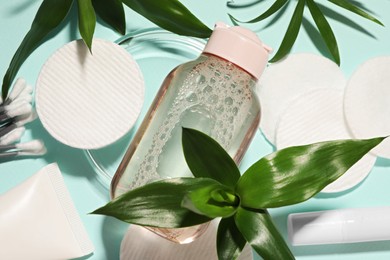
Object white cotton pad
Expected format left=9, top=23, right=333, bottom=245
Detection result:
left=120, top=221, right=252, bottom=260
left=275, top=88, right=376, bottom=193
left=36, top=39, right=144, bottom=149
left=258, top=53, right=346, bottom=145
left=344, top=56, right=390, bottom=159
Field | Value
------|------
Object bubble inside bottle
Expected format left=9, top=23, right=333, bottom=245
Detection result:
left=116, top=55, right=255, bottom=244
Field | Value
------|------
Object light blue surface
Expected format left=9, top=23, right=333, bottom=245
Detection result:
left=1, top=1, right=390, bottom=259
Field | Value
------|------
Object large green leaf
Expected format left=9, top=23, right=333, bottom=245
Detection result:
left=231, top=0, right=288, bottom=23
left=235, top=207, right=294, bottom=260
left=328, top=0, right=383, bottom=26
left=217, top=217, right=247, bottom=260
left=77, top=0, right=96, bottom=52
left=92, top=177, right=212, bottom=228
left=182, top=128, right=241, bottom=189
left=92, top=0, right=126, bottom=35
left=121, top=0, right=212, bottom=38
left=307, top=0, right=340, bottom=65
left=269, top=0, right=305, bottom=63
left=182, top=181, right=238, bottom=218
left=236, top=137, right=384, bottom=209
left=1, top=0, right=73, bottom=99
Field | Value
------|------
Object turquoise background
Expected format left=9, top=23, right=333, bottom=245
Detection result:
left=1, top=1, right=390, bottom=259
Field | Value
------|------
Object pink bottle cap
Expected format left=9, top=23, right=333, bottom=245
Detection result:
left=203, top=22, right=272, bottom=79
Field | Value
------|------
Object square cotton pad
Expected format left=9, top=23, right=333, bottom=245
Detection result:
left=36, top=39, right=145, bottom=149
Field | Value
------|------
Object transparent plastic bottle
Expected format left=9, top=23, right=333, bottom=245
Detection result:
left=111, top=22, right=271, bottom=244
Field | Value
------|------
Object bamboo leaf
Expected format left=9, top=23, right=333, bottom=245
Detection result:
left=182, top=182, right=238, bottom=218
left=182, top=128, right=241, bottom=189
left=269, top=0, right=305, bottom=63
left=92, top=0, right=126, bottom=35
left=228, top=13, right=240, bottom=26
left=235, top=207, right=294, bottom=260
left=217, top=217, right=247, bottom=260
left=307, top=0, right=340, bottom=65
left=231, top=0, right=288, bottom=23
left=1, top=0, right=73, bottom=100
left=236, top=137, right=384, bottom=209
left=92, top=177, right=212, bottom=228
left=121, top=0, right=212, bottom=38
left=328, top=0, right=383, bottom=26
left=77, top=0, right=96, bottom=52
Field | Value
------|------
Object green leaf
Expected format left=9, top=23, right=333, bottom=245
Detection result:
left=92, top=177, right=212, bottom=228
left=235, top=207, right=294, bottom=260
left=92, top=0, right=126, bottom=35
left=307, top=0, right=340, bottom=65
left=182, top=128, right=241, bottom=189
left=237, top=137, right=385, bottom=209
left=1, top=0, right=73, bottom=100
left=231, top=0, right=288, bottom=23
left=328, top=0, right=383, bottom=26
left=77, top=0, right=96, bottom=52
left=217, top=217, right=247, bottom=260
left=182, top=181, right=238, bottom=218
left=269, top=0, right=305, bottom=63
left=121, top=0, right=212, bottom=38
left=228, top=13, right=240, bottom=26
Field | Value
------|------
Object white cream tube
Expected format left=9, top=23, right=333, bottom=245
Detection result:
left=288, top=207, right=390, bottom=246
left=0, top=163, right=94, bottom=260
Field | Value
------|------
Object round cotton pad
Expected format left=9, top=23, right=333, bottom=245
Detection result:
left=36, top=39, right=144, bottom=149
left=344, top=56, right=390, bottom=158
left=275, top=89, right=376, bottom=193
left=120, top=221, right=252, bottom=260
left=258, top=53, right=346, bottom=145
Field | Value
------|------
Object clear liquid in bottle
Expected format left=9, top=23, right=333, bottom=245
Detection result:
left=111, top=22, right=271, bottom=244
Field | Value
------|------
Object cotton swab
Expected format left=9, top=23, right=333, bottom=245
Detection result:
left=0, top=127, right=25, bottom=145
left=0, top=110, right=36, bottom=138
left=0, top=102, right=32, bottom=115
left=14, top=109, right=37, bottom=125
left=2, top=94, right=33, bottom=108
left=0, top=103, right=32, bottom=122
left=16, top=83, right=33, bottom=97
left=0, top=140, right=47, bottom=158
left=19, top=146, right=47, bottom=156
left=0, top=103, right=32, bottom=129
left=0, top=123, right=17, bottom=137
left=0, top=139, right=44, bottom=152
left=2, top=78, right=28, bottom=105
left=0, top=94, right=34, bottom=113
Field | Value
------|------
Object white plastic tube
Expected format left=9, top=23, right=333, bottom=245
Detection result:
left=0, top=163, right=94, bottom=260
left=288, top=207, right=390, bottom=246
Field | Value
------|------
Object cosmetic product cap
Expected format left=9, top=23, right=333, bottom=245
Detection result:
left=36, top=38, right=145, bottom=149
left=203, top=22, right=271, bottom=79
left=288, top=207, right=390, bottom=246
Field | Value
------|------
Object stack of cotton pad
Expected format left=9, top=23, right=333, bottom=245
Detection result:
left=258, top=53, right=386, bottom=193
left=120, top=220, right=253, bottom=260
left=258, top=53, right=346, bottom=144
left=36, top=39, right=145, bottom=149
